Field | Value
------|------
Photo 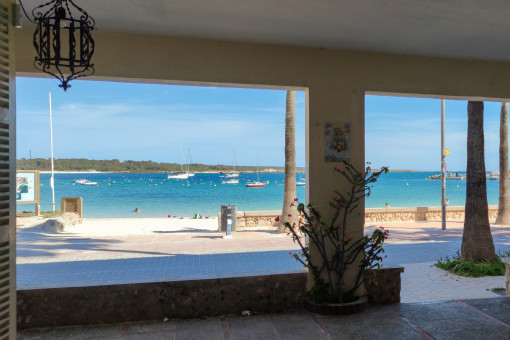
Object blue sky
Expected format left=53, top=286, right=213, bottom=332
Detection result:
left=16, top=77, right=504, bottom=171
left=16, top=77, right=307, bottom=167
left=366, top=96, right=502, bottom=171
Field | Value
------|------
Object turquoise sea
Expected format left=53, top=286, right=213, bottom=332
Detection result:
left=17, top=172, right=501, bottom=218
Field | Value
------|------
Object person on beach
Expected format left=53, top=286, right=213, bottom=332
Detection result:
left=385, top=203, right=390, bottom=209
left=445, top=197, right=449, bottom=206
left=134, top=208, right=140, bottom=213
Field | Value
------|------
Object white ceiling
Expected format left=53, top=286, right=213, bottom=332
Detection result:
left=19, top=0, right=510, bottom=61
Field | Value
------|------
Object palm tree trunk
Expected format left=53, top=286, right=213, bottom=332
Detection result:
left=496, top=102, right=510, bottom=225
left=279, top=91, right=297, bottom=233
left=461, top=101, right=495, bottom=261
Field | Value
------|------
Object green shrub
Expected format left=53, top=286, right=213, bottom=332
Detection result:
left=435, top=249, right=510, bottom=277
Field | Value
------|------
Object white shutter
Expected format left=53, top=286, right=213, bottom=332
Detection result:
left=0, top=1, right=14, bottom=339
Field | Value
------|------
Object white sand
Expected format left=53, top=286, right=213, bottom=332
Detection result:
left=17, top=216, right=219, bottom=236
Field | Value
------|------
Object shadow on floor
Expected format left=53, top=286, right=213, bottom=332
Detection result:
left=17, top=297, right=510, bottom=340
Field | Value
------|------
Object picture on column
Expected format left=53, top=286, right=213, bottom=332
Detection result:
left=324, top=122, right=351, bottom=162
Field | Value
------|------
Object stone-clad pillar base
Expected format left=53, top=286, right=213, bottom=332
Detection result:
left=364, top=265, right=405, bottom=304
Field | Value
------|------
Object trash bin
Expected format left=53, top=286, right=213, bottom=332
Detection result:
left=220, top=205, right=237, bottom=232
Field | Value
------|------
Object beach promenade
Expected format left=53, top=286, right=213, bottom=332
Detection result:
left=15, top=217, right=510, bottom=303
left=16, top=217, right=510, bottom=339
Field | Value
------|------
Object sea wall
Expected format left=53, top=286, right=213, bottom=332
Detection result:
left=224, top=206, right=499, bottom=227
left=218, top=210, right=281, bottom=229
left=237, top=211, right=282, bottom=227
left=365, top=206, right=498, bottom=223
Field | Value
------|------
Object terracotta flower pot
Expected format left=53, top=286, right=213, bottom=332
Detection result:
left=304, top=296, right=368, bottom=315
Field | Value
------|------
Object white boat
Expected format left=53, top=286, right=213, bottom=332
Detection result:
left=73, top=179, right=88, bottom=185
left=246, top=157, right=265, bottom=188
left=296, top=177, right=306, bottom=186
left=167, top=172, right=190, bottom=179
left=168, top=146, right=194, bottom=179
left=222, top=178, right=239, bottom=184
left=73, top=179, right=100, bottom=186
left=225, top=150, right=239, bottom=178
left=246, top=181, right=265, bottom=187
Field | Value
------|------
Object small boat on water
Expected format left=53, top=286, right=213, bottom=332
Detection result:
left=246, top=157, right=265, bottom=188
left=296, top=177, right=306, bottom=186
left=246, top=181, right=265, bottom=187
left=222, top=178, right=239, bottom=184
left=73, top=179, right=88, bottom=185
left=168, top=172, right=191, bottom=179
left=73, top=179, right=100, bottom=186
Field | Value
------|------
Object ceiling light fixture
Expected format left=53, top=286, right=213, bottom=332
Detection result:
left=20, top=0, right=95, bottom=91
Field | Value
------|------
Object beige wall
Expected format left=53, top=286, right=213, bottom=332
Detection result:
left=14, top=28, right=510, bottom=288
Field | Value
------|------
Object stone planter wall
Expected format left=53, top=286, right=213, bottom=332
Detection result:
left=17, top=273, right=307, bottom=329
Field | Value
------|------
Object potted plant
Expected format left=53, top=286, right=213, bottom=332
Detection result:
left=283, top=161, right=389, bottom=314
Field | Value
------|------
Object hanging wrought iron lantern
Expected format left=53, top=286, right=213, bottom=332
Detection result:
left=29, top=0, right=95, bottom=91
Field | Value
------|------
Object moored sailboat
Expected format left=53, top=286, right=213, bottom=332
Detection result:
left=246, top=157, right=265, bottom=187
left=168, top=146, right=194, bottom=179
left=225, top=150, right=239, bottom=178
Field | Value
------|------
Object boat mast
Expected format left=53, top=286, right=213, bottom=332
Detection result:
left=233, top=150, right=236, bottom=172
left=180, top=144, right=184, bottom=173
left=187, top=148, right=192, bottom=173
left=49, top=92, right=55, bottom=212
left=256, top=156, right=260, bottom=182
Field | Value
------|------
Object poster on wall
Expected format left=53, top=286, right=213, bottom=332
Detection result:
left=324, top=122, right=351, bottom=162
left=16, top=172, right=37, bottom=203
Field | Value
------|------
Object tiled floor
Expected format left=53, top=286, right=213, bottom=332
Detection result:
left=18, top=298, right=510, bottom=339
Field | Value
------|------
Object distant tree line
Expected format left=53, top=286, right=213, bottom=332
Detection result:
left=16, top=158, right=302, bottom=173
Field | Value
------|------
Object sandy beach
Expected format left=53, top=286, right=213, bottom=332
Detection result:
left=18, top=215, right=510, bottom=246
left=18, top=215, right=510, bottom=241
left=17, top=216, right=220, bottom=236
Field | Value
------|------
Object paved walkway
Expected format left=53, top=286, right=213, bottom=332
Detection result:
left=18, top=251, right=305, bottom=289
left=17, top=297, right=510, bottom=339
left=15, top=218, right=510, bottom=303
